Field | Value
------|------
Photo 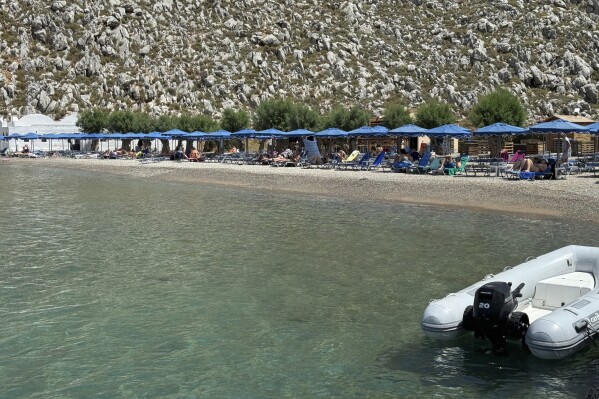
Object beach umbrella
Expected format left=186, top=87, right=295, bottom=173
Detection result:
left=474, top=123, right=528, bottom=136
left=426, top=124, right=471, bottom=156
left=284, top=129, right=315, bottom=136
left=18, top=132, right=40, bottom=153
left=231, top=129, right=261, bottom=153
left=258, top=128, right=286, bottom=136
left=527, top=119, right=589, bottom=133
left=427, top=124, right=472, bottom=138
left=205, top=130, right=231, bottom=152
left=389, top=124, right=429, bottom=137
left=585, top=122, right=599, bottom=133
left=348, top=126, right=389, bottom=153
left=314, top=128, right=348, bottom=138
left=528, top=119, right=589, bottom=168
left=348, top=125, right=389, bottom=137
left=389, top=124, right=431, bottom=154
left=315, top=128, right=348, bottom=157
left=474, top=123, right=528, bottom=176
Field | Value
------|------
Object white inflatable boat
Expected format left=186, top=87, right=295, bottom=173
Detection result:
left=421, top=245, right=599, bottom=359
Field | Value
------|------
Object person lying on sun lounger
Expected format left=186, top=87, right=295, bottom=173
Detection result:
left=508, top=157, right=548, bottom=172
left=272, top=150, right=301, bottom=164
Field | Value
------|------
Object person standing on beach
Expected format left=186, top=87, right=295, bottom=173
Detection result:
left=561, top=136, right=571, bottom=165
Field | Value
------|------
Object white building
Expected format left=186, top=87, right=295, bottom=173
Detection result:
left=1, top=113, right=81, bottom=152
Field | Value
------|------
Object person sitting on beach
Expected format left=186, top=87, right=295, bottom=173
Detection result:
left=21, top=145, right=30, bottom=154
left=174, top=146, right=187, bottom=161
left=188, top=146, right=204, bottom=162
left=394, top=148, right=413, bottom=164
left=336, top=147, right=347, bottom=161
left=432, top=155, right=461, bottom=174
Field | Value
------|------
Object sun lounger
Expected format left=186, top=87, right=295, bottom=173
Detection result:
left=444, top=155, right=470, bottom=176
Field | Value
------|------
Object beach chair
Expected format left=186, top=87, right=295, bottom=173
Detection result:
left=337, top=152, right=369, bottom=170
left=367, top=151, right=387, bottom=171
left=489, top=151, right=526, bottom=175
left=506, top=159, right=555, bottom=180
left=393, top=151, right=431, bottom=173
left=444, top=155, right=470, bottom=176
left=334, top=150, right=360, bottom=169
left=421, top=156, right=442, bottom=174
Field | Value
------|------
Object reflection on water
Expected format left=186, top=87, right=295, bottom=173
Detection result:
left=1, top=163, right=599, bottom=398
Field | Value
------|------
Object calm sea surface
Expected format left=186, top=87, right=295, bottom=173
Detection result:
left=1, top=163, right=599, bottom=399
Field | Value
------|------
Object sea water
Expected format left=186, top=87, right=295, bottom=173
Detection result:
left=1, top=163, right=599, bottom=399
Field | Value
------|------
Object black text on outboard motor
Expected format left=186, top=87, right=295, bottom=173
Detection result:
left=462, top=281, right=529, bottom=353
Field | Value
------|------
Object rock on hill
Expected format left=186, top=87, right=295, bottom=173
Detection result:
left=1, top=0, right=599, bottom=122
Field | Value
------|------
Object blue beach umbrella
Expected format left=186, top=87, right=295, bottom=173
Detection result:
left=347, top=126, right=389, bottom=157
left=527, top=119, right=589, bottom=133
left=585, top=122, right=599, bottom=133
left=348, top=125, right=389, bottom=137
left=528, top=119, right=589, bottom=165
left=475, top=123, right=528, bottom=136
left=258, top=128, right=286, bottom=136
left=315, top=128, right=348, bottom=157
left=314, top=128, right=348, bottom=138
left=427, top=124, right=471, bottom=156
left=474, top=123, right=528, bottom=175
left=231, top=129, right=264, bottom=153
left=205, top=130, right=231, bottom=152
left=427, top=124, right=472, bottom=138
left=389, top=124, right=430, bottom=137
left=284, top=129, right=315, bottom=136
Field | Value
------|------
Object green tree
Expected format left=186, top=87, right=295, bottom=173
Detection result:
left=414, top=99, right=456, bottom=129
left=382, top=103, right=412, bottom=129
left=253, top=99, right=293, bottom=131
left=288, top=104, right=320, bottom=131
left=468, top=88, right=527, bottom=127
left=321, top=105, right=370, bottom=131
left=106, top=110, right=135, bottom=133
left=220, top=108, right=250, bottom=132
left=77, top=108, right=109, bottom=133
left=154, top=115, right=177, bottom=132
left=415, top=100, right=456, bottom=155
left=130, top=112, right=154, bottom=133
left=468, top=89, right=527, bottom=157
left=153, top=115, right=177, bottom=154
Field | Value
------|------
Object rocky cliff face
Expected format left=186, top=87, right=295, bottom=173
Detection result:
left=1, top=0, right=599, bottom=122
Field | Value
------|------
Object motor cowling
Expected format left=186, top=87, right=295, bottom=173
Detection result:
left=464, top=281, right=527, bottom=353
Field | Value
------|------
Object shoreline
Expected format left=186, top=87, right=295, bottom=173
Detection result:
left=5, top=157, right=599, bottom=223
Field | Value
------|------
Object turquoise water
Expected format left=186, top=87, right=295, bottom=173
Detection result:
left=1, top=163, right=599, bottom=399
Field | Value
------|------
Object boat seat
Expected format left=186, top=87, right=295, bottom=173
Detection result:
left=532, top=272, right=595, bottom=310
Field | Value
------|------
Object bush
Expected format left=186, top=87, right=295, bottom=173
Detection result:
left=321, top=105, right=370, bottom=131
left=383, top=103, right=412, bottom=129
left=414, top=99, right=456, bottom=129
left=220, top=108, right=250, bottom=132
left=253, top=99, right=294, bottom=131
left=288, top=104, right=320, bottom=131
left=468, top=88, right=527, bottom=127
left=77, top=108, right=109, bottom=133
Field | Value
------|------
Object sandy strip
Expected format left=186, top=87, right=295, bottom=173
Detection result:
left=6, top=157, right=599, bottom=223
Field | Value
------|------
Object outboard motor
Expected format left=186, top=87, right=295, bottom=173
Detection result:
left=462, top=281, right=529, bottom=353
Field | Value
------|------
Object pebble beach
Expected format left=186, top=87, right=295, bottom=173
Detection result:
left=6, top=157, right=599, bottom=223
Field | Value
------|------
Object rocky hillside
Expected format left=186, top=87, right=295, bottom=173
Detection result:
left=2, top=0, right=599, bottom=122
